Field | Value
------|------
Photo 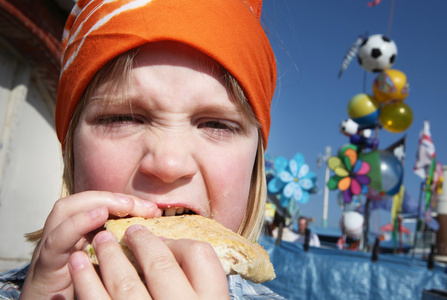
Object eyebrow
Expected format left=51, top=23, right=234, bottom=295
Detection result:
left=89, top=94, right=242, bottom=114
left=194, top=104, right=243, bottom=116
left=87, top=94, right=134, bottom=110
left=89, top=95, right=129, bottom=104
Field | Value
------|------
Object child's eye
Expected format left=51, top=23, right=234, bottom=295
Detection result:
left=198, top=120, right=240, bottom=136
left=199, top=121, right=237, bottom=131
left=96, top=115, right=143, bottom=125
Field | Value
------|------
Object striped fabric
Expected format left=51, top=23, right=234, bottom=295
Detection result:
left=0, top=264, right=286, bottom=299
left=55, top=0, right=277, bottom=149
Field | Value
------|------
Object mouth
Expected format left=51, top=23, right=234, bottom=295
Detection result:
left=160, top=207, right=197, bottom=217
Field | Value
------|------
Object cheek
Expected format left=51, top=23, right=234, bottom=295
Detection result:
left=208, top=145, right=257, bottom=232
left=73, top=130, right=136, bottom=193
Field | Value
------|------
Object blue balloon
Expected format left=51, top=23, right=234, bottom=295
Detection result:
left=378, top=150, right=403, bottom=196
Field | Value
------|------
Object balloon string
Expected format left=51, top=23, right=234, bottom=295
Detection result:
left=363, top=70, right=367, bottom=93
left=387, top=0, right=396, bottom=37
left=373, top=124, right=380, bottom=150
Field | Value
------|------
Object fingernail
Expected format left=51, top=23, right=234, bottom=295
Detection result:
left=94, top=231, right=115, bottom=245
left=89, top=207, right=104, bottom=220
left=142, top=200, right=156, bottom=209
left=116, top=194, right=132, bottom=204
left=142, top=201, right=162, bottom=215
left=126, top=224, right=145, bottom=235
left=70, top=252, right=88, bottom=271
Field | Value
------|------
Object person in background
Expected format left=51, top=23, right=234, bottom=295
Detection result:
left=297, top=217, right=321, bottom=247
left=272, top=216, right=321, bottom=247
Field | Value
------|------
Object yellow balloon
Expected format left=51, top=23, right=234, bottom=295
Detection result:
left=372, top=69, right=409, bottom=103
left=379, top=101, right=413, bottom=133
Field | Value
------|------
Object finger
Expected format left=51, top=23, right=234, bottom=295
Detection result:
left=34, top=192, right=161, bottom=278
left=129, top=195, right=162, bottom=218
left=93, top=231, right=151, bottom=300
left=69, top=251, right=111, bottom=300
left=124, top=225, right=197, bottom=299
left=44, top=191, right=161, bottom=236
left=24, top=207, right=108, bottom=300
left=164, top=239, right=229, bottom=298
left=38, top=206, right=109, bottom=270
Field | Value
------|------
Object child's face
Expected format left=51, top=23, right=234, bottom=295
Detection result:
left=73, top=42, right=259, bottom=232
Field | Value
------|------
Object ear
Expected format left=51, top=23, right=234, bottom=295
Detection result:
left=242, top=0, right=263, bottom=20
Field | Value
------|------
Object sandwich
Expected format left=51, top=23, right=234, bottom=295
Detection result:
left=84, top=215, right=275, bottom=284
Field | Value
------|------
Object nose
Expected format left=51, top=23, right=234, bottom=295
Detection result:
left=139, top=131, right=198, bottom=184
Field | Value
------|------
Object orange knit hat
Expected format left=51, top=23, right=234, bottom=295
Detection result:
left=55, top=0, right=276, bottom=149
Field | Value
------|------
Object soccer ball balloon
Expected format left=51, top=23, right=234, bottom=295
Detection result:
left=357, top=34, right=397, bottom=73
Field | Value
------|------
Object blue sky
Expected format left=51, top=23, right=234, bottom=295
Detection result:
left=261, top=0, right=447, bottom=229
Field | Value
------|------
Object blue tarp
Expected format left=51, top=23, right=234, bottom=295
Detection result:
left=259, top=235, right=447, bottom=300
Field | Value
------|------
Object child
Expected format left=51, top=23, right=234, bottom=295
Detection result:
left=0, top=0, right=283, bottom=298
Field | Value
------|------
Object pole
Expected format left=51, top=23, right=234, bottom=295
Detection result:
left=363, top=197, right=371, bottom=251
left=322, top=146, right=331, bottom=228
left=412, top=182, right=425, bottom=258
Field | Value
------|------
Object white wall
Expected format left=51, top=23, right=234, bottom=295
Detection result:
left=0, top=43, right=63, bottom=271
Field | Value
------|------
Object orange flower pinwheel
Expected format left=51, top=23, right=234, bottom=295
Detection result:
left=327, top=145, right=371, bottom=203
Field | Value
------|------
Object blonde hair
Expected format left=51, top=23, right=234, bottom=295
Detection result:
left=238, top=135, right=267, bottom=242
left=29, top=47, right=267, bottom=243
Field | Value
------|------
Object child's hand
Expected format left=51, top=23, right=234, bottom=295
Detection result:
left=68, top=225, right=230, bottom=299
left=19, top=191, right=161, bottom=300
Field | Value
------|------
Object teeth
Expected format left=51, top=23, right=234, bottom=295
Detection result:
left=165, top=207, right=176, bottom=216
left=161, top=207, right=193, bottom=216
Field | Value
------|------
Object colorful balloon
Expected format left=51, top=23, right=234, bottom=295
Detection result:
left=347, top=93, right=380, bottom=126
left=361, top=150, right=403, bottom=197
left=379, top=101, right=413, bottom=133
left=372, top=69, right=409, bottom=103
left=378, top=150, right=403, bottom=196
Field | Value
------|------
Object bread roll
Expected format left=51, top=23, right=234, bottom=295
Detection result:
left=85, top=215, right=275, bottom=283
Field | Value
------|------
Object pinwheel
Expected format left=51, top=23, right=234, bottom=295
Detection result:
left=327, top=145, right=371, bottom=203
left=267, top=153, right=317, bottom=216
